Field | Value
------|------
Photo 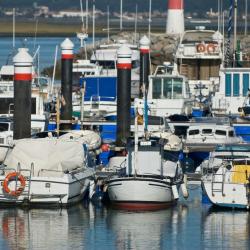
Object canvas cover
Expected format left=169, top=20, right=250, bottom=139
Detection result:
left=4, top=138, right=85, bottom=177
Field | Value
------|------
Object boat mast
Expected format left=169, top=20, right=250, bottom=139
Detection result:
left=217, top=0, right=220, bottom=32
left=233, top=0, right=237, bottom=57
left=134, top=4, right=138, bottom=43
left=120, top=0, right=123, bottom=30
left=148, top=0, right=152, bottom=41
left=107, top=5, right=110, bottom=43
left=92, top=0, right=95, bottom=49
left=86, top=0, right=89, bottom=32
left=13, top=8, right=15, bottom=49
left=245, top=0, right=248, bottom=36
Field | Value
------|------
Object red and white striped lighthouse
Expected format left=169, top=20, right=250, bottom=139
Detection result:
left=116, top=45, right=132, bottom=146
left=13, top=48, right=33, bottom=140
left=60, top=38, right=74, bottom=130
left=166, top=0, right=184, bottom=34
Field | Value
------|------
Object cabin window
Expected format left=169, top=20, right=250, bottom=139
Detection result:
left=215, top=130, right=226, bottom=136
left=228, top=131, right=234, bottom=137
left=163, top=151, right=179, bottom=162
left=0, top=123, right=9, bottom=132
left=189, top=129, right=199, bottom=135
left=152, top=78, right=162, bottom=99
left=163, top=78, right=172, bottom=98
left=243, top=74, right=249, bottom=96
left=173, top=78, right=183, bottom=98
left=202, top=129, right=212, bottom=134
left=225, top=73, right=231, bottom=96
left=233, top=74, right=240, bottom=96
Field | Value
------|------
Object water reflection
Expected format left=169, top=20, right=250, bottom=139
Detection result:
left=202, top=207, right=250, bottom=250
left=0, top=188, right=248, bottom=250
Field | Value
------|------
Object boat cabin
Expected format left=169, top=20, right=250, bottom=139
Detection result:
left=145, top=65, right=191, bottom=116
left=212, top=68, right=250, bottom=115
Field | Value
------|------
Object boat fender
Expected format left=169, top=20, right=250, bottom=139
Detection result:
left=171, top=185, right=179, bottom=200
left=196, top=44, right=206, bottom=53
left=3, top=172, right=26, bottom=197
left=89, top=180, right=95, bottom=199
left=181, top=174, right=189, bottom=199
left=206, top=44, right=215, bottom=53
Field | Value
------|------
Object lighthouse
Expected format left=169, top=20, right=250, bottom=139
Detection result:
left=166, top=0, right=184, bottom=34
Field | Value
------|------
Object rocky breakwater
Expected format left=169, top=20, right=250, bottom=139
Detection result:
left=42, top=32, right=180, bottom=78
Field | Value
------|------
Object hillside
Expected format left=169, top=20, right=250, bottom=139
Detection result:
left=0, top=0, right=235, bottom=14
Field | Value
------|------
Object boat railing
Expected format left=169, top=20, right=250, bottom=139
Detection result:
left=0, top=163, right=33, bottom=199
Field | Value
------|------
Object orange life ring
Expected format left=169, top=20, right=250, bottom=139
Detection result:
left=3, top=172, right=26, bottom=196
left=196, top=44, right=206, bottom=53
left=207, top=44, right=215, bottom=53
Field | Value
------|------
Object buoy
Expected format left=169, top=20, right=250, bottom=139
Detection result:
left=181, top=174, right=189, bottom=199
left=172, top=185, right=179, bottom=200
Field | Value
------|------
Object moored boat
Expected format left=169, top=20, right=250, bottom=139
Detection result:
left=0, top=138, right=94, bottom=206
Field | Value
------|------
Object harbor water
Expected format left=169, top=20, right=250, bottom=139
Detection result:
left=0, top=36, right=95, bottom=70
left=0, top=36, right=249, bottom=250
left=0, top=186, right=249, bottom=250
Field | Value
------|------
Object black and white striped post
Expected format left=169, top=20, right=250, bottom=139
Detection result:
left=13, top=48, right=33, bottom=140
left=139, top=35, right=150, bottom=98
left=60, top=38, right=74, bottom=130
left=116, top=45, right=132, bottom=146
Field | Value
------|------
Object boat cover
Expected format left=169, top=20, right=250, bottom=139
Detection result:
left=4, top=138, right=85, bottom=177
left=59, top=130, right=101, bottom=150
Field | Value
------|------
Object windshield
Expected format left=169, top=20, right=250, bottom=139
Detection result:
left=0, top=123, right=9, bottom=132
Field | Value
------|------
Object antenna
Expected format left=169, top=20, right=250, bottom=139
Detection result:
left=120, top=0, right=123, bottom=31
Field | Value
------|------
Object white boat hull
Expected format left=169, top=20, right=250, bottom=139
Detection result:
left=107, top=176, right=176, bottom=210
left=202, top=181, right=250, bottom=210
left=0, top=168, right=93, bottom=206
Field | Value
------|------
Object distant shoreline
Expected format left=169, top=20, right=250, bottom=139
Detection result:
left=0, top=20, right=164, bottom=37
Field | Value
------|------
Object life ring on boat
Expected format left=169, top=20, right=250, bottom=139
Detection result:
left=196, top=44, right=206, bottom=53
left=206, top=44, right=216, bottom=53
left=3, top=172, right=26, bottom=196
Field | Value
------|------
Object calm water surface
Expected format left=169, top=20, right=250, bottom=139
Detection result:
left=0, top=36, right=95, bottom=71
left=0, top=186, right=249, bottom=250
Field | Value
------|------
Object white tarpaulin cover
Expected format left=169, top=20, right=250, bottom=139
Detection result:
left=59, top=130, right=101, bottom=150
left=4, top=138, right=85, bottom=177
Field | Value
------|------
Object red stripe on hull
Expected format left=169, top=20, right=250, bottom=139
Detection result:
left=62, top=54, right=74, bottom=59
left=112, top=201, right=176, bottom=211
left=14, top=73, right=32, bottom=81
left=140, top=49, right=150, bottom=54
left=168, top=0, right=183, bottom=9
left=117, top=63, right=132, bottom=69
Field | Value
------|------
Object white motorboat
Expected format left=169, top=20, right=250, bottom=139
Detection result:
left=202, top=155, right=250, bottom=210
left=135, top=64, right=192, bottom=117
left=185, top=124, right=243, bottom=151
left=0, top=138, right=94, bottom=206
left=175, top=28, right=223, bottom=97
left=106, top=136, right=185, bottom=210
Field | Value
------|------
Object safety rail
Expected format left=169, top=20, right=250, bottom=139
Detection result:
left=0, top=162, right=33, bottom=200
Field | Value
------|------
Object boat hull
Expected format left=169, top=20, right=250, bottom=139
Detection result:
left=202, top=181, right=250, bottom=210
left=0, top=168, right=93, bottom=206
left=107, top=176, right=175, bottom=211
